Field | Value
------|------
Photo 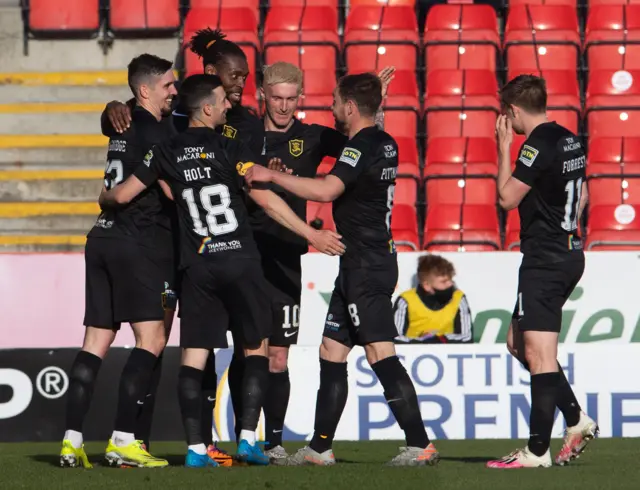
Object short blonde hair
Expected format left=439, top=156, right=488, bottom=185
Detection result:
left=263, top=62, right=303, bottom=94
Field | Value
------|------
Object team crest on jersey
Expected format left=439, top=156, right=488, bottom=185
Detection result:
left=236, top=161, right=255, bottom=176
left=223, top=125, right=237, bottom=139
left=289, top=139, right=304, bottom=157
left=518, top=145, right=539, bottom=167
left=338, top=147, right=361, bottom=167
left=143, top=150, right=153, bottom=167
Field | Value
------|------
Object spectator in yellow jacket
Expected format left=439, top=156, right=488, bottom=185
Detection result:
left=394, top=254, right=473, bottom=344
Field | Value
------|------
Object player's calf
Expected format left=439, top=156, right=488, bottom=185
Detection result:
left=265, top=345, right=291, bottom=453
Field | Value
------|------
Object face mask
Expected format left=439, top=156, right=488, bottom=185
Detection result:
left=433, top=286, right=454, bottom=304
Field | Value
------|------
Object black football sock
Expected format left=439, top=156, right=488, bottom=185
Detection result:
left=309, top=359, right=348, bottom=454
left=519, top=359, right=582, bottom=427
left=65, top=350, right=103, bottom=432
left=555, top=362, right=581, bottom=427
left=265, top=370, right=291, bottom=450
left=228, top=353, right=245, bottom=442
left=114, top=348, right=158, bottom=435
left=372, top=356, right=430, bottom=449
left=201, top=351, right=217, bottom=447
left=135, top=352, right=164, bottom=450
left=528, top=372, right=562, bottom=457
left=240, top=355, right=270, bottom=433
left=178, top=365, right=205, bottom=446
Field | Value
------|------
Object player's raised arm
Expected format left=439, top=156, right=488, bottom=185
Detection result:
left=245, top=165, right=345, bottom=203
left=247, top=186, right=345, bottom=256
left=496, top=114, right=532, bottom=210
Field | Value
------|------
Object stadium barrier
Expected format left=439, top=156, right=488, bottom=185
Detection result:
left=1, top=345, right=639, bottom=442
left=1, top=252, right=639, bottom=349
left=1, top=252, right=639, bottom=441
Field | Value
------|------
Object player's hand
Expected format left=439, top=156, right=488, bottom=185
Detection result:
left=378, top=66, right=396, bottom=99
left=267, top=157, right=292, bottom=174
left=245, top=164, right=275, bottom=186
left=309, top=230, right=346, bottom=256
left=106, top=101, right=132, bottom=133
left=496, top=114, right=513, bottom=153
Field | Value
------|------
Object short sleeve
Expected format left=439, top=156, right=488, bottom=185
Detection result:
left=329, top=142, right=369, bottom=187
left=512, top=138, right=549, bottom=187
left=133, top=146, right=163, bottom=186
left=318, top=126, right=348, bottom=158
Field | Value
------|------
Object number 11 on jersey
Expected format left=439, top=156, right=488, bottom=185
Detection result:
left=561, top=178, right=583, bottom=232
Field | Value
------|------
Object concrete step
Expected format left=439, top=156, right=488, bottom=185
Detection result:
left=0, top=170, right=103, bottom=201
left=0, top=147, right=106, bottom=168
left=0, top=111, right=103, bottom=135
left=0, top=235, right=86, bottom=252
left=0, top=134, right=108, bottom=149
left=0, top=214, right=96, bottom=233
left=0, top=86, right=130, bottom=104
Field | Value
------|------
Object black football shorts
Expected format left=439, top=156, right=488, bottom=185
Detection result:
left=512, top=257, right=585, bottom=333
left=323, top=261, right=399, bottom=348
left=261, top=252, right=303, bottom=347
left=83, top=236, right=177, bottom=329
left=179, top=259, right=273, bottom=350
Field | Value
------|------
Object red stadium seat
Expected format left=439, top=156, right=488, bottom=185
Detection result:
left=505, top=6, right=580, bottom=73
left=509, top=0, right=576, bottom=4
left=380, top=71, right=420, bottom=112
left=507, top=69, right=581, bottom=112
left=425, top=69, right=499, bottom=111
left=427, top=110, right=497, bottom=140
left=27, top=0, right=99, bottom=34
left=510, top=134, right=527, bottom=168
left=391, top=204, right=420, bottom=252
left=395, top=177, right=419, bottom=206
left=586, top=204, right=640, bottom=250
left=426, top=177, right=497, bottom=205
left=424, top=204, right=501, bottom=251
left=345, top=6, right=420, bottom=75
left=307, top=202, right=336, bottom=231
left=589, top=176, right=640, bottom=205
left=588, top=137, right=640, bottom=165
left=263, top=6, right=339, bottom=73
left=384, top=111, right=419, bottom=139
left=588, top=110, right=640, bottom=142
left=298, top=69, right=335, bottom=108
left=109, top=0, right=179, bottom=33
left=425, top=137, right=497, bottom=178
left=586, top=6, right=640, bottom=70
left=271, top=0, right=337, bottom=6
left=424, top=5, right=500, bottom=73
left=505, top=210, right=521, bottom=251
left=191, top=0, right=258, bottom=15
left=586, top=70, right=640, bottom=111
left=395, top=136, right=420, bottom=167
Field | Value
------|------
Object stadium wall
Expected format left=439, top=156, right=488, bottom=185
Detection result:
left=1, top=252, right=639, bottom=442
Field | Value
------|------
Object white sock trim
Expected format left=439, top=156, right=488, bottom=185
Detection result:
left=189, top=444, right=207, bottom=455
left=239, top=430, right=256, bottom=445
left=64, top=430, right=83, bottom=448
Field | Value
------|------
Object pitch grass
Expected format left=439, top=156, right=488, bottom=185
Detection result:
left=0, top=439, right=635, bottom=490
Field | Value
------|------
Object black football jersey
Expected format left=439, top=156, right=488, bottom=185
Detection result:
left=250, top=118, right=347, bottom=254
left=89, top=106, right=176, bottom=247
left=512, top=122, right=587, bottom=263
left=134, top=127, right=261, bottom=268
left=330, top=126, right=399, bottom=268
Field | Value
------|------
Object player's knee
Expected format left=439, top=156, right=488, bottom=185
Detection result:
left=133, top=321, right=167, bottom=356
left=81, top=327, right=116, bottom=358
left=268, top=346, right=289, bottom=372
left=364, top=341, right=396, bottom=365
left=523, top=342, right=543, bottom=371
left=319, top=338, right=349, bottom=363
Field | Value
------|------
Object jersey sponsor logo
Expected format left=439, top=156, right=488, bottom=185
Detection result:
left=222, top=125, right=237, bottom=139
left=198, top=237, right=243, bottom=254
left=338, top=147, right=362, bottom=167
left=289, top=139, right=304, bottom=157
left=236, top=161, right=254, bottom=176
left=562, top=136, right=582, bottom=152
left=143, top=150, right=153, bottom=167
left=178, top=146, right=214, bottom=163
left=518, top=145, right=539, bottom=167
left=108, top=140, right=126, bottom=152
left=384, top=144, right=397, bottom=159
